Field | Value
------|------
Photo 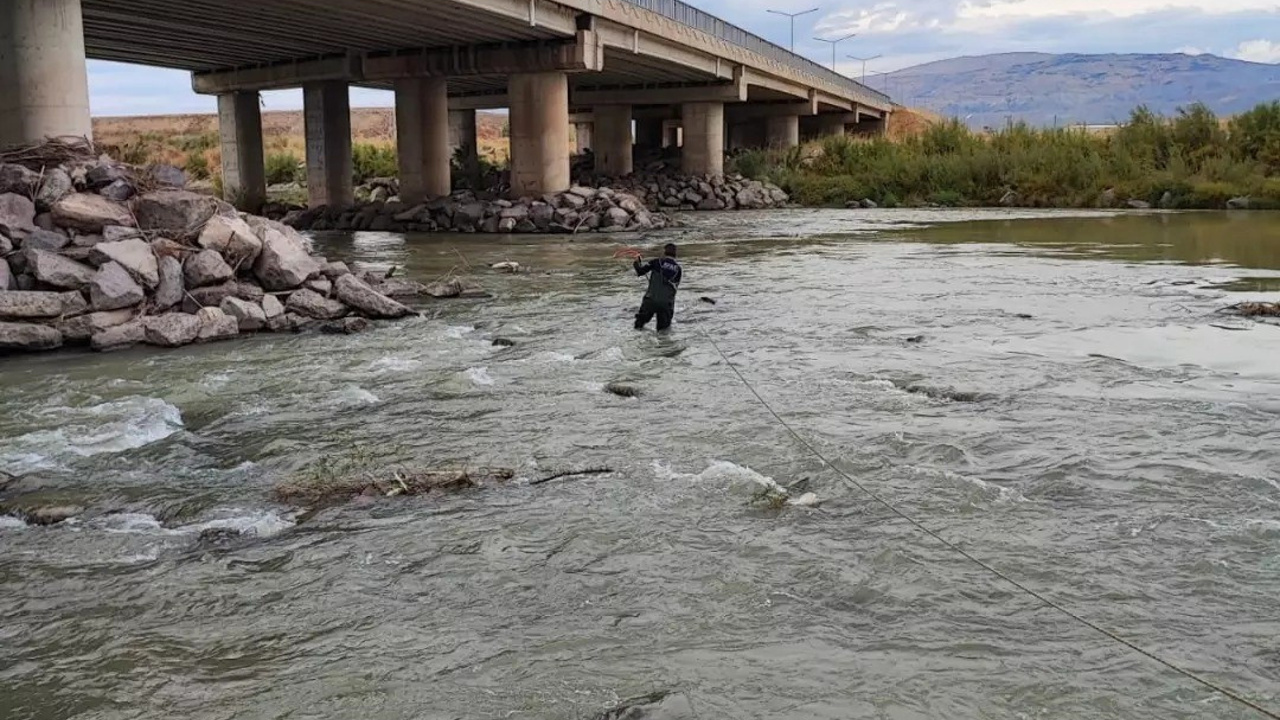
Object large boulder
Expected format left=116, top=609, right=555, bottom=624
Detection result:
left=0, top=321, right=62, bottom=352
left=154, top=256, right=183, bottom=310
left=197, top=214, right=263, bottom=268
left=89, top=262, right=145, bottom=311
left=22, top=228, right=72, bottom=253
left=91, top=320, right=145, bottom=351
left=182, top=280, right=237, bottom=313
left=60, top=290, right=89, bottom=317
left=88, top=238, right=159, bottom=288
left=132, top=190, right=221, bottom=237
left=195, top=307, right=239, bottom=342
left=57, top=308, right=135, bottom=344
left=0, top=258, right=12, bottom=291
left=254, top=228, right=320, bottom=290
left=220, top=296, right=267, bottom=331
left=52, top=193, right=135, bottom=233
left=0, top=164, right=39, bottom=195
left=285, top=288, right=348, bottom=319
left=184, top=249, right=234, bottom=288
left=261, top=294, right=285, bottom=319
left=143, top=313, right=201, bottom=348
left=86, top=163, right=129, bottom=189
left=334, top=274, right=415, bottom=319
left=35, top=168, right=73, bottom=210
left=0, top=193, right=36, bottom=235
left=27, top=249, right=95, bottom=289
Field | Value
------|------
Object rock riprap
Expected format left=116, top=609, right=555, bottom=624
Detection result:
left=0, top=144, right=422, bottom=355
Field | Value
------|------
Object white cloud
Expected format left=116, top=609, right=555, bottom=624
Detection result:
left=1230, top=39, right=1280, bottom=63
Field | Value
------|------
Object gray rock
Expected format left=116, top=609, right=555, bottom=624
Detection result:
left=23, top=505, right=83, bottom=525
left=254, top=228, right=321, bottom=290
left=266, top=312, right=313, bottom=333
left=14, top=274, right=35, bottom=291
left=89, top=239, right=159, bottom=287
left=530, top=203, right=555, bottom=230
left=999, top=190, right=1019, bottom=207
left=604, top=207, right=631, bottom=227
left=0, top=164, right=38, bottom=195
left=1098, top=188, right=1118, bottom=208
left=1227, top=196, right=1252, bottom=210
left=561, top=193, right=587, bottom=209
left=1127, top=199, right=1152, bottom=210
left=0, top=321, right=62, bottom=351
left=0, top=258, right=12, bottom=291
left=143, top=313, right=202, bottom=348
left=147, top=164, right=187, bottom=189
left=220, top=296, right=267, bottom=331
left=86, top=163, right=128, bottom=189
left=234, top=281, right=265, bottom=303
left=35, top=168, right=73, bottom=210
left=28, top=249, right=95, bottom=289
left=89, top=262, right=145, bottom=311
left=154, top=256, right=183, bottom=310
left=499, top=205, right=529, bottom=221
left=322, top=261, right=351, bottom=279
left=0, top=235, right=9, bottom=255
left=305, top=277, right=332, bottom=296
left=261, top=294, right=285, bottom=319
left=569, top=186, right=596, bottom=199
left=195, top=307, right=239, bottom=342
left=57, top=308, right=135, bottom=344
left=52, top=193, right=135, bottom=233
left=59, top=290, right=89, bottom=317
left=99, top=179, right=135, bottom=203
left=498, top=217, right=517, bottom=233
left=184, top=249, right=234, bottom=288
left=285, top=288, right=348, bottom=319
left=102, top=225, right=142, bottom=242
left=695, top=198, right=726, bottom=211
left=182, top=281, right=238, bottom=313
left=0, top=193, right=36, bottom=235
left=861, top=198, right=879, bottom=209
left=90, top=320, right=146, bottom=351
left=453, top=202, right=485, bottom=229
left=197, top=214, right=263, bottom=269
left=334, top=274, right=414, bottom=319
left=320, top=317, right=371, bottom=334
left=149, top=237, right=187, bottom=261
left=71, top=232, right=104, bottom=248
left=132, top=190, right=221, bottom=237
left=20, top=228, right=71, bottom=252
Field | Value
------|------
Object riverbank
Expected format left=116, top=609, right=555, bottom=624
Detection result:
left=730, top=102, right=1280, bottom=211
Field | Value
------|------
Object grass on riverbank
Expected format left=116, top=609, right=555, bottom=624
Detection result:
left=730, top=102, right=1280, bottom=209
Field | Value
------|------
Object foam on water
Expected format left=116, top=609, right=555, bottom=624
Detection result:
left=0, top=516, right=28, bottom=530
left=329, top=385, right=381, bottom=407
left=369, top=356, right=423, bottom=374
left=653, top=460, right=812, bottom=503
left=0, top=396, right=184, bottom=474
left=444, top=325, right=476, bottom=340
left=185, top=509, right=296, bottom=538
left=465, top=367, right=495, bottom=386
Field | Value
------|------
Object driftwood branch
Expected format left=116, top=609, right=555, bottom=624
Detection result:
left=530, top=467, right=613, bottom=486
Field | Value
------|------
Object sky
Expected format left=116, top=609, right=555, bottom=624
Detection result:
left=87, top=0, right=1280, bottom=116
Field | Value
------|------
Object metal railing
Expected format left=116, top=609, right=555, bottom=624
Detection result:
left=617, top=0, right=892, bottom=105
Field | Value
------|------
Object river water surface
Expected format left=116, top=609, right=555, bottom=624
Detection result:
left=2, top=209, right=1279, bottom=720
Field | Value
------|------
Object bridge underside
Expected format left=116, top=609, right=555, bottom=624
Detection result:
left=3, top=0, right=893, bottom=208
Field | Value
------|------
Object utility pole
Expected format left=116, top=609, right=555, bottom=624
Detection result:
left=847, top=54, right=882, bottom=84
left=814, top=33, right=856, bottom=71
left=766, top=7, right=819, bottom=53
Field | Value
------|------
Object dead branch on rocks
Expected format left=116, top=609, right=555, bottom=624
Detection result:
left=1219, top=301, right=1280, bottom=317
left=0, top=136, right=99, bottom=170
left=274, top=467, right=516, bottom=506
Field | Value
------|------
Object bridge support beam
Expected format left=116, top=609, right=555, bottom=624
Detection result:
left=303, top=81, right=353, bottom=208
left=448, top=109, right=478, bottom=168
left=681, top=102, right=724, bottom=176
left=593, top=105, right=633, bottom=176
left=574, top=122, right=593, bottom=154
left=509, top=71, right=570, bottom=196
left=395, top=77, right=451, bottom=204
left=765, top=115, right=800, bottom=148
left=0, top=0, right=93, bottom=147
left=217, top=91, right=266, bottom=211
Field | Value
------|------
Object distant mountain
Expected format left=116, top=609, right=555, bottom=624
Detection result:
left=876, top=53, right=1280, bottom=128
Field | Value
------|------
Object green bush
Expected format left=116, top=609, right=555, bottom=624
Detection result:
left=352, top=143, right=397, bottom=184
left=264, top=152, right=302, bottom=185
left=184, top=152, right=210, bottom=180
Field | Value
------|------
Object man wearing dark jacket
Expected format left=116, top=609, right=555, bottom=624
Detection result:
left=633, top=243, right=683, bottom=332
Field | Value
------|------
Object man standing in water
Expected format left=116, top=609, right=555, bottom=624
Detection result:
left=633, top=243, right=683, bottom=332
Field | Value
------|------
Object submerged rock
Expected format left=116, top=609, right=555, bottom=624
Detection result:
left=320, top=317, right=371, bottom=334
left=334, top=274, right=414, bottom=319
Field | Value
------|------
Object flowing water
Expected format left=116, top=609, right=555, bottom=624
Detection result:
left=2, top=209, right=1279, bottom=720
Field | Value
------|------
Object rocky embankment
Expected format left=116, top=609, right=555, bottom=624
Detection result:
left=274, top=169, right=790, bottom=234
left=0, top=145, right=419, bottom=355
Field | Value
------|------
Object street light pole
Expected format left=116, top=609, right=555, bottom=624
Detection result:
left=814, top=33, right=856, bottom=71
left=765, top=7, right=819, bottom=53
left=847, top=54, right=882, bottom=84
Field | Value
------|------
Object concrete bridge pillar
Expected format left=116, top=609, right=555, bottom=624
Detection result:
left=303, top=81, right=353, bottom=208
left=681, top=102, right=724, bottom=177
left=395, top=77, right=451, bottom=203
left=593, top=105, right=633, bottom=177
left=508, top=71, right=570, bottom=196
left=0, top=0, right=93, bottom=148
left=816, top=114, right=847, bottom=138
left=574, top=122, right=593, bottom=154
left=448, top=109, right=478, bottom=168
left=217, top=91, right=266, bottom=211
left=766, top=115, right=800, bottom=149
left=635, top=118, right=664, bottom=152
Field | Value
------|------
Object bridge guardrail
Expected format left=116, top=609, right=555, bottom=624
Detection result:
left=617, top=0, right=892, bottom=106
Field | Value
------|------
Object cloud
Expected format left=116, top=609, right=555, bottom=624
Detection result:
left=1231, top=39, right=1280, bottom=63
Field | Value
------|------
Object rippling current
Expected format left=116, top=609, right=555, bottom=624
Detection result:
left=2, top=209, right=1279, bottom=720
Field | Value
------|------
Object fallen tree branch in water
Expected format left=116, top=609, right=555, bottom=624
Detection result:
left=1219, top=301, right=1280, bottom=317
left=274, top=467, right=515, bottom=505
left=530, top=467, right=613, bottom=486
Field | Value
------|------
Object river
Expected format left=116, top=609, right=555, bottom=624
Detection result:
left=2, top=209, right=1278, bottom=720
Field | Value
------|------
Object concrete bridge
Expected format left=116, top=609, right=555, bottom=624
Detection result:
left=1, top=0, right=893, bottom=209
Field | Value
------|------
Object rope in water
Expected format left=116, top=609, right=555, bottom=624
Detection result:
left=696, top=327, right=1280, bottom=720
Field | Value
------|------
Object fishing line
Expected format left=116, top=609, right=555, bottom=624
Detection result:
left=695, top=325, right=1280, bottom=720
